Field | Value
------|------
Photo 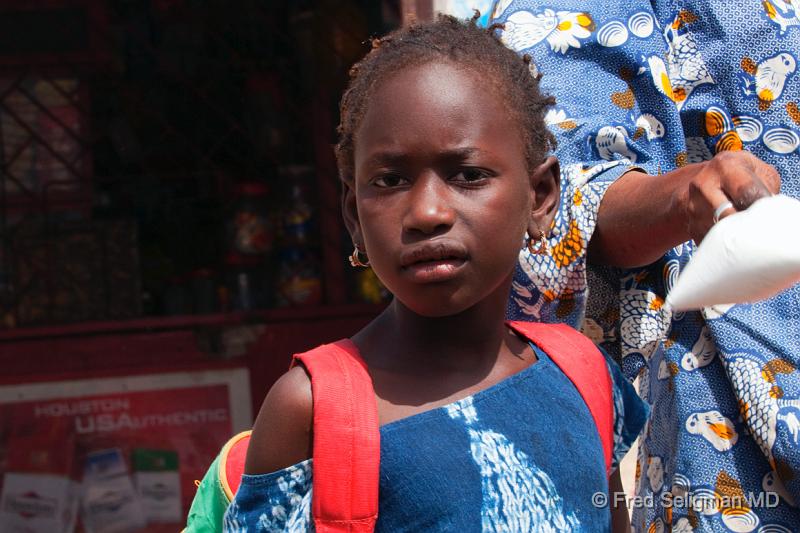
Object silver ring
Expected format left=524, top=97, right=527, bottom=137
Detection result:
left=712, top=201, right=734, bottom=224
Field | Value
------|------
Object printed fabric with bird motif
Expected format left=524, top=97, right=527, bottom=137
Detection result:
left=489, top=1, right=800, bottom=532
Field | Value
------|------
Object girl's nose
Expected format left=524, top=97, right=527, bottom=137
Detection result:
left=403, top=174, right=456, bottom=235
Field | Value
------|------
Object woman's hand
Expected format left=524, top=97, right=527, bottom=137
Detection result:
left=589, top=151, right=781, bottom=268
left=678, top=151, right=780, bottom=244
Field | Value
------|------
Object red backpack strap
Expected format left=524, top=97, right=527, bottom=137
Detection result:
left=292, top=340, right=380, bottom=532
left=506, top=321, right=614, bottom=475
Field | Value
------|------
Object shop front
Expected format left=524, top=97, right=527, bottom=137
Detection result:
left=0, top=1, right=419, bottom=530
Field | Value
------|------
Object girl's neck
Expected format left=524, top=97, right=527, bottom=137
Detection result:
left=354, top=279, right=521, bottom=374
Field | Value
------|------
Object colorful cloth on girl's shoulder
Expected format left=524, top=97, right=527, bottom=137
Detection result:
left=222, top=345, right=647, bottom=532
left=490, top=1, right=800, bottom=531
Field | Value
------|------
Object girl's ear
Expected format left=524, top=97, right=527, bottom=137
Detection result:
left=341, top=179, right=363, bottom=247
left=528, top=156, right=561, bottom=236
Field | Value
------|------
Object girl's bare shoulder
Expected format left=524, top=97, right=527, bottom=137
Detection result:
left=244, top=365, right=313, bottom=475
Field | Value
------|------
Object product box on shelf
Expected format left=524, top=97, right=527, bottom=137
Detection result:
left=80, top=449, right=146, bottom=533
left=0, top=430, right=79, bottom=533
left=132, top=448, right=181, bottom=523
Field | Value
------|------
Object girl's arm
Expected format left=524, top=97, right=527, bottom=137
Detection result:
left=588, top=151, right=780, bottom=268
left=244, top=366, right=314, bottom=474
left=609, top=469, right=631, bottom=533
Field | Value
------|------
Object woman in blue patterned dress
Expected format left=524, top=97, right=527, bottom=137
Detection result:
left=223, top=15, right=647, bottom=532
left=485, top=1, right=800, bottom=531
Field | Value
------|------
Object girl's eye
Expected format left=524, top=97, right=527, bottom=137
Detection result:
left=451, top=168, right=490, bottom=183
left=373, top=174, right=407, bottom=188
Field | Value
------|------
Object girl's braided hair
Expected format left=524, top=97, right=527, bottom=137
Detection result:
left=335, top=12, right=556, bottom=184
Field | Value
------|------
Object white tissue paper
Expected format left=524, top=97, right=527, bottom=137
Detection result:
left=666, top=194, right=800, bottom=312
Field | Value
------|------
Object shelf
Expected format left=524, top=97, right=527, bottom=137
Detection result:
left=0, top=302, right=386, bottom=342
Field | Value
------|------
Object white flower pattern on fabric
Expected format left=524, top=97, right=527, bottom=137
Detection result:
left=501, top=8, right=595, bottom=54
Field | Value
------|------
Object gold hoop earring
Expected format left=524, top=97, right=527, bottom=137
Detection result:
left=527, top=230, right=548, bottom=256
left=348, top=245, right=370, bottom=267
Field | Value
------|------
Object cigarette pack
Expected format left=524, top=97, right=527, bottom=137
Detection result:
left=80, top=449, right=145, bottom=533
left=132, top=448, right=182, bottom=523
left=0, top=472, right=79, bottom=533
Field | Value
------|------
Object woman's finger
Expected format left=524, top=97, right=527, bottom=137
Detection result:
left=687, top=173, right=731, bottom=241
left=716, top=152, right=776, bottom=211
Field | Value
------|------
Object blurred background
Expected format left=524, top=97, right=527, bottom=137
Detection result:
left=0, top=1, right=465, bottom=531
left=0, top=0, right=402, bottom=331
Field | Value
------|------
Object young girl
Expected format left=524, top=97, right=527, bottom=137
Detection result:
left=224, top=14, right=647, bottom=532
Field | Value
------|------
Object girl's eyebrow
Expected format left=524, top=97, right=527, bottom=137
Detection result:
left=364, top=147, right=482, bottom=167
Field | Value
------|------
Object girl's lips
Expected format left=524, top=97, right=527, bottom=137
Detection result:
left=402, top=258, right=467, bottom=283
left=399, top=240, right=469, bottom=268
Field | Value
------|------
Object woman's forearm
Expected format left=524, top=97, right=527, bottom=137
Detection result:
left=588, top=166, right=696, bottom=268
left=588, top=152, right=780, bottom=268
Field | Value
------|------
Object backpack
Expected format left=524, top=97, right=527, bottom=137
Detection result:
left=183, top=321, right=613, bottom=532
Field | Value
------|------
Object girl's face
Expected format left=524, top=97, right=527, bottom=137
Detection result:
left=344, top=60, right=558, bottom=317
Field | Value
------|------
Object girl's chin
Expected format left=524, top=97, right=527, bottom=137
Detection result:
left=378, top=266, right=515, bottom=319
left=392, top=294, right=476, bottom=319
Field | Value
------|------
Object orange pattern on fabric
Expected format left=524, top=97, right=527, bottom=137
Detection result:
left=716, top=471, right=753, bottom=518
left=612, top=87, right=636, bottom=109
left=705, top=108, right=728, bottom=136
left=672, top=86, right=687, bottom=102
left=739, top=399, right=751, bottom=422
left=551, top=220, right=584, bottom=268
left=649, top=296, right=665, bottom=311
left=709, top=422, right=736, bottom=440
left=678, top=10, right=699, bottom=24
left=763, top=359, right=796, bottom=382
left=741, top=56, right=758, bottom=75
left=716, top=131, right=744, bottom=152
left=763, top=0, right=777, bottom=20
left=787, top=101, right=800, bottom=125
left=577, top=13, right=595, bottom=30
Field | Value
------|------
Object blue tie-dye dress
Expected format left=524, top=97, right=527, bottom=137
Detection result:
left=223, top=344, right=647, bottom=532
